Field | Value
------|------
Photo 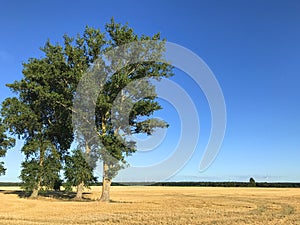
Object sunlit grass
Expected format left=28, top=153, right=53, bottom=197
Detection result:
left=0, top=186, right=299, bottom=224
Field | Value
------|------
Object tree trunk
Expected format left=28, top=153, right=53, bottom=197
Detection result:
left=100, top=161, right=111, bottom=202
left=30, top=183, right=40, bottom=199
left=74, top=142, right=91, bottom=200
left=75, top=181, right=84, bottom=200
left=73, top=142, right=90, bottom=200
left=30, top=144, right=44, bottom=199
left=30, top=174, right=42, bottom=199
left=85, top=141, right=90, bottom=154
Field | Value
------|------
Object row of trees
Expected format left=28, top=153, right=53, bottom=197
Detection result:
left=0, top=19, right=173, bottom=201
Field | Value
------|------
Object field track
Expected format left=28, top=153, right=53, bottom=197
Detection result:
left=0, top=186, right=299, bottom=224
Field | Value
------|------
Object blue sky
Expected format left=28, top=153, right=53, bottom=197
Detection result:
left=0, top=0, right=300, bottom=182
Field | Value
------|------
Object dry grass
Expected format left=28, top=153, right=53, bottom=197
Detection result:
left=0, top=186, right=300, bottom=224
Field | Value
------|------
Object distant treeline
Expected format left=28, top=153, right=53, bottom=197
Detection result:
left=0, top=182, right=22, bottom=186
left=1, top=181, right=300, bottom=188
left=102, top=181, right=300, bottom=188
left=147, top=182, right=300, bottom=188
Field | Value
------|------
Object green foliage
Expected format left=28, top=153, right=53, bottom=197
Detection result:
left=80, top=19, right=173, bottom=181
left=63, top=19, right=173, bottom=184
left=19, top=159, right=39, bottom=192
left=41, top=154, right=62, bottom=190
left=19, top=142, right=61, bottom=192
left=249, top=177, right=256, bottom=187
left=0, top=119, right=15, bottom=176
left=63, top=149, right=96, bottom=191
left=53, top=178, right=62, bottom=191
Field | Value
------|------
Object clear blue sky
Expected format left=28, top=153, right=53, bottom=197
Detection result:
left=0, top=0, right=299, bottom=182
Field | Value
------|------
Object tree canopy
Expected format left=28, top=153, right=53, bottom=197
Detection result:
left=1, top=19, right=173, bottom=200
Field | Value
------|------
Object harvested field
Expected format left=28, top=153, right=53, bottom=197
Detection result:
left=0, top=186, right=299, bottom=224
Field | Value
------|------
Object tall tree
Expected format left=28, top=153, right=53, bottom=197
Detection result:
left=249, top=177, right=256, bottom=187
left=1, top=91, right=66, bottom=198
left=0, top=42, right=75, bottom=197
left=76, top=20, right=174, bottom=201
left=0, top=119, right=15, bottom=176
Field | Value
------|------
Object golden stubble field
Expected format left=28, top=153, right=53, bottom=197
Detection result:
left=0, top=186, right=299, bottom=225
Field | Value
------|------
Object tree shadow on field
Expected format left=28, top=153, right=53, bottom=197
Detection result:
left=109, top=199, right=134, bottom=204
left=0, top=189, right=94, bottom=201
left=0, top=189, right=26, bottom=198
